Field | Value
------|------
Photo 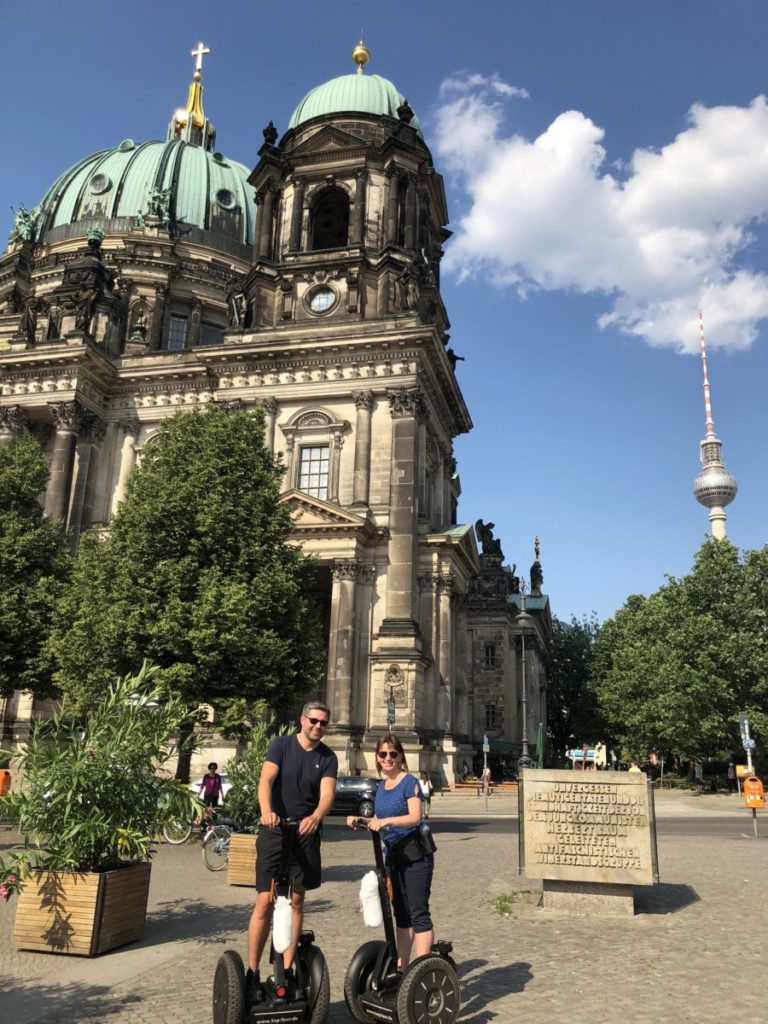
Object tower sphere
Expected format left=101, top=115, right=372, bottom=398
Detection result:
left=693, top=465, right=738, bottom=509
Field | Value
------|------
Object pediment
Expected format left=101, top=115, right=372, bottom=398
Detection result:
left=290, top=125, right=370, bottom=159
left=280, top=489, right=373, bottom=533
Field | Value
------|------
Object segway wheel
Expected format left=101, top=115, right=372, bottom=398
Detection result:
left=213, top=949, right=245, bottom=1024
left=396, top=955, right=460, bottom=1024
left=302, top=944, right=330, bottom=1024
left=343, top=940, right=391, bottom=1024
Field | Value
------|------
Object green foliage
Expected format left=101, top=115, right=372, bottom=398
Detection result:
left=546, top=614, right=603, bottom=760
left=0, top=662, right=201, bottom=896
left=48, top=407, right=323, bottom=725
left=592, top=539, right=768, bottom=761
left=224, top=721, right=292, bottom=832
left=0, top=432, right=71, bottom=698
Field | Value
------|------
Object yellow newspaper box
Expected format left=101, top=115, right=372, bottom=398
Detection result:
left=743, top=776, right=765, bottom=810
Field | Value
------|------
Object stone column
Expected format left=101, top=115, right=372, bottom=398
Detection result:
left=433, top=444, right=448, bottom=527
left=257, top=185, right=276, bottom=260
left=351, top=390, right=374, bottom=507
left=0, top=405, right=28, bottom=443
left=188, top=299, right=202, bottom=347
left=385, top=167, right=400, bottom=245
left=258, top=397, right=278, bottom=452
left=112, top=418, right=140, bottom=512
left=380, top=387, right=425, bottom=635
left=403, top=175, right=417, bottom=251
left=327, top=559, right=360, bottom=728
left=68, top=412, right=101, bottom=545
left=417, top=419, right=428, bottom=519
left=443, top=449, right=455, bottom=525
left=44, top=401, right=82, bottom=522
left=437, top=574, right=455, bottom=731
left=288, top=178, right=305, bottom=252
left=149, top=284, right=168, bottom=350
left=351, top=170, right=368, bottom=246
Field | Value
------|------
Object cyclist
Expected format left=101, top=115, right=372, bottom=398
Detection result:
left=246, top=701, right=337, bottom=1003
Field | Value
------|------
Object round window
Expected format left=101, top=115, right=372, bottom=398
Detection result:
left=215, top=188, right=235, bottom=209
left=308, top=287, right=336, bottom=314
left=89, top=173, right=112, bottom=195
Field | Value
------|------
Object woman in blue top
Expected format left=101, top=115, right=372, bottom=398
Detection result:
left=348, top=733, right=434, bottom=971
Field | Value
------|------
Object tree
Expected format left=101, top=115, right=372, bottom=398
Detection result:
left=0, top=432, right=70, bottom=699
left=546, top=614, right=603, bottom=761
left=48, top=407, right=323, bottom=772
left=591, top=539, right=768, bottom=762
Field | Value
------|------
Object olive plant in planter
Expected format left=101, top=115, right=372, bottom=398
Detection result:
left=223, top=721, right=290, bottom=886
left=0, top=661, right=201, bottom=956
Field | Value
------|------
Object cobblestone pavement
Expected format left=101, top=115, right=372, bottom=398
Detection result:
left=1, top=790, right=765, bottom=1024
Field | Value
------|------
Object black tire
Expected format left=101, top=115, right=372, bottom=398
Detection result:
left=162, top=818, right=192, bottom=845
left=343, top=939, right=391, bottom=1024
left=357, top=798, right=375, bottom=819
left=202, top=825, right=231, bottom=871
left=303, top=945, right=330, bottom=1024
left=213, top=949, right=245, bottom=1024
left=396, top=955, right=460, bottom=1024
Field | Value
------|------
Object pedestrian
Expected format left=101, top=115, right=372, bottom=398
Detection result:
left=246, top=701, right=338, bottom=1004
left=727, top=761, right=737, bottom=794
left=348, top=734, right=436, bottom=973
left=693, top=759, right=704, bottom=792
left=198, top=762, right=223, bottom=809
left=418, top=771, right=433, bottom=818
left=460, top=759, right=470, bottom=782
left=628, top=761, right=642, bottom=773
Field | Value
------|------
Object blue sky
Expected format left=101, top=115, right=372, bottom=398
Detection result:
left=2, top=1, right=766, bottom=622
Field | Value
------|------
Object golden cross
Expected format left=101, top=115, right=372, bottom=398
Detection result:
left=191, top=42, right=210, bottom=73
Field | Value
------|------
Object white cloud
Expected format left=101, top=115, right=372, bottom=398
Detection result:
left=440, top=72, right=529, bottom=100
left=433, top=77, right=768, bottom=352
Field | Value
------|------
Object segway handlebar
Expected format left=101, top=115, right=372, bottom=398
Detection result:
left=351, top=817, right=371, bottom=830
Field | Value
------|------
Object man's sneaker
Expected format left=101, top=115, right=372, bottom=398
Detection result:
left=245, top=968, right=263, bottom=1005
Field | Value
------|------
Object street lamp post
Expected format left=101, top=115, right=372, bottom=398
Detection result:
left=516, top=579, right=535, bottom=773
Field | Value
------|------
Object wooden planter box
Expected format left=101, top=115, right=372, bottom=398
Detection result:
left=227, top=832, right=257, bottom=887
left=13, top=862, right=152, bottom=956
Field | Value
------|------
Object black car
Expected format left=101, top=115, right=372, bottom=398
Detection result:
left=330, top=775, right=377, bottom=818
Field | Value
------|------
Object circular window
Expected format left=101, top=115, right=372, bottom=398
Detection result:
left=308, top=287, right=336, bottom=314
left=215, top=188, right=235, bottom=209
left=89, top=174, right=112, bottom=195
left=119, top=139, right=136, bottom=152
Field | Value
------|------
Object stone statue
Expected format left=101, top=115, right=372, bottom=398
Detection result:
left=18, top=297, right=44, bottom=343
left=8, top=205, right=38, bottom=245
left=397, top=268, right=419, bottom=311
left=144, top=186, right=172, bottom=225
left=263, top=121, right=278, bottom=145
left=475, top=519, right=503, bottom=556
left=530, top=558, right=543, bottom=595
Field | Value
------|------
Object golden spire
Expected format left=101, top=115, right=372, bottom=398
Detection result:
left=352, top=36, right=371, bottom=75
left=174, top=42, right=210, bottom=130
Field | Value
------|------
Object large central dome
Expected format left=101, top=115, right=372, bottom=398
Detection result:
left=288, top=72, right=423, bottom=138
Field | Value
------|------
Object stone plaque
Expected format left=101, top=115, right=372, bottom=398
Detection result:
left=521, top=769, right=655, bottom=887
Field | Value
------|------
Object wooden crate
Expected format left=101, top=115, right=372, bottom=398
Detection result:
left=13, top=862, right=151, bottom=956
left=227, top=832, right=257, bottom=887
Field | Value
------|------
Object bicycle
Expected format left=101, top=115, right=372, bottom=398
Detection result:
left=201, top=818, right=235, bottom=871
left=162, top=802, right=216, bottom=845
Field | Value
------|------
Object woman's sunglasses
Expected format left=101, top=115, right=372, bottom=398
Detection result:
left=377, top=751, right=398, bottom=760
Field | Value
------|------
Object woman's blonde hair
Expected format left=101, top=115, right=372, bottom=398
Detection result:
left=375, top=733, right=408, bottom=775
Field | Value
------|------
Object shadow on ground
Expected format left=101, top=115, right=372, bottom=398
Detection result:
left=0, top=980, right=139, bottom=1024
left=635, top=882, right=700, bottom=914
left=458, top=960, right=534, bottom=1022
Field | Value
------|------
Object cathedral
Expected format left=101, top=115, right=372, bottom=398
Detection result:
left=0, top=43, right=549, bottom=781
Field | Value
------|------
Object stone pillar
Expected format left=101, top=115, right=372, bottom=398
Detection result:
left=288, top=178, right=305, bottom=252
left=433, top=445, right=447, bottom=527
left=327, top=559, right=359, bottom=729
left=351, top=170, right=368, bottom=246
left=351, top=390, right=374, bottom=507
left=453, top=593, right=469, bottom=737
left=385, top=167, right=400, bottom=245
left=188, top=299, right=202, bottom=347
left=67, top=412, right=101, bottom=545
left=437, top=574, right=455, bottom=732
left=257, top=185, right=276, bottom=260
left=149, top=284, right=168, bottom=350
left=258, top=397, right=278, bottom=452
left=44, top=401, right=82, bottom=522
left=443, top=450, right=455, bottom=525
left=0, top=405, right=29, bottom=443
left=380, top=387, right=425, bottom=635
left=112, top=418, right=140, bottom=512
left=403, top=176, right=417, bottom=251
left=417, top=419, right=428, bottom=518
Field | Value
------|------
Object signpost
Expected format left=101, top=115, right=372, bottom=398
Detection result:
left=739, top=716, right=762, bottom=839
left=482, top=734, right=490, bottom=812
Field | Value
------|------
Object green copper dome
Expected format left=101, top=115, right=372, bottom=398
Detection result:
left=32, top=139, right=256, bottom=250
left=288, top=73, right=423, bottom=137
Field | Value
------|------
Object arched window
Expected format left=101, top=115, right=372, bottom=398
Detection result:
left=309, top=186, right=350, bottom=250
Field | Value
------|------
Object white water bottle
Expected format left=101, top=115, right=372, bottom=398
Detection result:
left=359, top=870, right=383, bottom=928
left=273, top=895, right=293, bottom=953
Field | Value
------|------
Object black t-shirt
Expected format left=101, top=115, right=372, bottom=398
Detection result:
left=264, top=734, right=338, bottom=819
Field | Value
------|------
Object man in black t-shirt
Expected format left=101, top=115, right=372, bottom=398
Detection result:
left=246, top=700, right=337, bottom=1000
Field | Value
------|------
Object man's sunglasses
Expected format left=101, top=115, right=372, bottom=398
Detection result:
left=377, top=751, right=398, bottom=760
left=305, top=716, right=329, bottom=727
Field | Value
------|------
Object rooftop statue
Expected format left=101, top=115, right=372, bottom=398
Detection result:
left=475, top=519, right=503, bottom=557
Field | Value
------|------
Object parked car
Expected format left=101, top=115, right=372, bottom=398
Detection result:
left=187, top=774, right=232, bottom=805
left=329, top=775, right=377, bottom=818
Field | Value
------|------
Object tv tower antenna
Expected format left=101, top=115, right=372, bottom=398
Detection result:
left=692, top=312, right=737, bottom=539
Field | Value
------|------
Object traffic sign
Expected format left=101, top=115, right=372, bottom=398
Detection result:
left=743, top=738, right=756, bottom=750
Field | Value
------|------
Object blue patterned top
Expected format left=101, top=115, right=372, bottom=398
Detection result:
left=374, top=773, right=422, bottom=847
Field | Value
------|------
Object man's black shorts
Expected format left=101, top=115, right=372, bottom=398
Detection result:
left=256, top=825, right=322, bottom=893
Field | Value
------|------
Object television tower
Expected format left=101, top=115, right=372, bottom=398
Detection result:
left=692, top=312, right=737, bottom=539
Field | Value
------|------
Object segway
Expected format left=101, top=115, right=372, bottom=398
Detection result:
left=344, top=819, right=460, bottom=1024
left=213, top=818, right=330, bottom=1024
